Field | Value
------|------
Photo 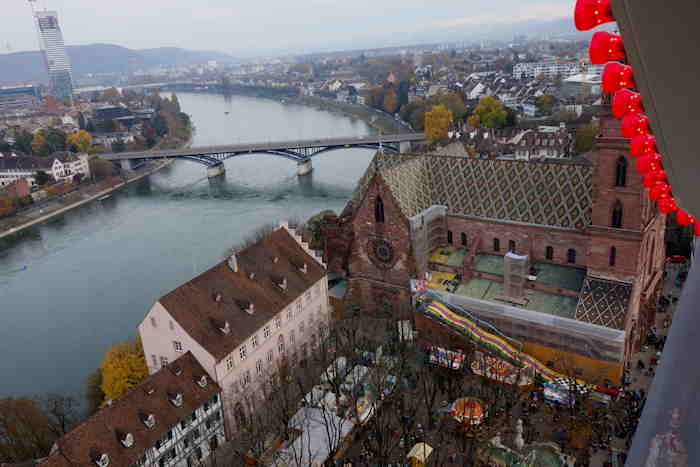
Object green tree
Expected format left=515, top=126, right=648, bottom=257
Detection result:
left=170, top=93, right=181, bottom=113
left=152, top=114, right=168, bottom=138
left=468, top=96, right=508, bottom=129
left=40, top=128, right=67, bottom=156
left=100, top=338, right=148, bottom=402
left=13, top=130, right=33, bottom=155
left=425, top=104, right=453, bottom=146
left=575, top=123, right=599, bottom=154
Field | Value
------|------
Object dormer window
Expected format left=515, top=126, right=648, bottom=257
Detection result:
left=299, top=263, right=307, bottom=274
left=273, top=256, right=279, bottom=264
left=172, top=364, right=182, bottom=376
left=94, top=453, right=110, bottom=467
left=170, top=392, right=184, bottom=407
left=214, top=293, right=222, bottom=303
left=197, top=375, right=208, bottom=388
left=220, top=321, right=231, bottom=335
left=142, top=413, right=156, bottom=429
left=248, top=272, right=256, bottom=280
left=236, top=300, right=255, bottom=315
left=272, top=276, right=287, bottom=291
left=120, top=432, right=134, bottom=448
left=145, top=387, right=155, bottom=395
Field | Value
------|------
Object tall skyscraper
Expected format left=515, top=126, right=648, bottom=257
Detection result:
left=33, top=9, right=73, bottom=103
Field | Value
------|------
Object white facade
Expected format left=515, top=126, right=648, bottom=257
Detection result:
left=139, top=225, right=331, bottom=436
left=142, top=396, right=224, bottom=467
left=0, top=154, right=90, bottom=187
left=513, top=61, right=583, bottom=80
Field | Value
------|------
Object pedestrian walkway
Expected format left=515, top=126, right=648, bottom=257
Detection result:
left=588, top=261, right=686, bottom=467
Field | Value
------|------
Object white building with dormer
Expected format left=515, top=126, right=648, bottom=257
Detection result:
left=0, top=152, right=90, bottom=187
left=39, top=352, right=224, bottom=467
left=138, top=223, right=330, bottom=436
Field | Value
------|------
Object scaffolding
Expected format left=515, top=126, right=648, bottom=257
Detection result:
left=503, top=252, right=530, bottom=303
left=409, top=205, right=448, bottom=281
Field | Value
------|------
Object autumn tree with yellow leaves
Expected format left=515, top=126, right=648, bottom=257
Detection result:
left=31, top=131, right=46, bottom=155
left=425, top=104, right=453, bottom=146
left=100, top=338, right=148, bottom=402
left=468, top=96, right=508, bottom=129
left=67, top=130, right=93, bottom=154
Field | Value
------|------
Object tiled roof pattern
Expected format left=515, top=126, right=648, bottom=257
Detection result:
left=39, top=352, right=220, bottom=467
left=353, top=153, right=593, bottom=230
left=574, top=277, right=632, bottom=330
left=158, top=227, right=325, bottom=361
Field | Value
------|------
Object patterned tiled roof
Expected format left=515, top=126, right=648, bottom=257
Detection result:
left=574, top=277, right=632, bottom=330
left=352, top=152, right=593, bottom=230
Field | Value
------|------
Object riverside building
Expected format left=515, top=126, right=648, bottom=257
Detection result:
left=139, top=223, right=330, bottom=436
left=39, top=352, right=224, bottom=467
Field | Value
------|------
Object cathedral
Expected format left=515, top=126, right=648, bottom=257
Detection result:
left=323, top=102, right=666, bottom=383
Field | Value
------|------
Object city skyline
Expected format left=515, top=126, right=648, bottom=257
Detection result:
left=2, top=0, right=577, bottom=57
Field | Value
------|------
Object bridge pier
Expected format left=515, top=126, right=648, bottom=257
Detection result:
left=297, top=159, right=313, bottom=176
left=207, top=162, right=226, bottom=178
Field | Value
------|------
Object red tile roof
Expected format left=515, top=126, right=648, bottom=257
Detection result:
left=39, top=352, right=220, bottom=467
left=158, top=227, right=326, bottom=361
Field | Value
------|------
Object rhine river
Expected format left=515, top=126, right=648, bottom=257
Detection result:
left=0, top=93, right=376, bottom=398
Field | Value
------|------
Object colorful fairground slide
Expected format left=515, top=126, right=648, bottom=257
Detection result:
left=423, top=300, right=619, bottom=405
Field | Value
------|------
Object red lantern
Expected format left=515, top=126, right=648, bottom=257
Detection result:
left=636, top=153, right=663, bottom=174
left=621, top=114, right=651, bottom=138
left=631, top=134, right=657, bottom=158
left=658, top=197, right=678, bottom=214
left=575, top=0, right=615, bottom=31
left=676, top=210, right=693, bottom=226
left=590, top=31, right=626, bottom=65
left=649, top=182, right=671, bottom=201
left=602, top=62, right=636, bottom=94
left=612, top=89, right=644, bottom=118
left=643, top=170, right=667, bottom=188
left=695, top=222, right=700, bottom=237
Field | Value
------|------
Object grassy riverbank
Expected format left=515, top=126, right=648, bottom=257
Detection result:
left=295, top=96, right=409, bottom=135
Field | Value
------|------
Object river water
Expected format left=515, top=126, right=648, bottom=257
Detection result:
left=0, top=93, right=375, bottom=398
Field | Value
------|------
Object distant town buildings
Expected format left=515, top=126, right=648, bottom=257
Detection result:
left=39, top=352, right=224, bottom=467
left=34, top=10, right=74, bottom=103
left=0, top=85, right=41, bottom=113
left=513, top=60, right=583, bottom=80
left=0, top=153, right=90, bottom=187
left=139, top=223, right=330, bottom=435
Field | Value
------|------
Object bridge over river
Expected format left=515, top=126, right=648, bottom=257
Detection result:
left=103, top=133, right=426, bottom=177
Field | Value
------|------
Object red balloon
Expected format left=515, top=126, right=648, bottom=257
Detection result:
left=612, top=90, right=644, bottom=118
left=649, top=182, right=671, bottom=201
left=575, top=0, right=615, bottom=31
left=643, top=170, right=667, bottom=188
left=636, top=154, right=663, bottom=174
left=602, top=62, right=636, bottom=94
left=590, top=31, right=626, bottom=65
left=658, top=197, right=678, bottom=214
left=630, top=134, right=657, bottom=158
left=676, top=210, right=693, bottom=226
left=622, top=114, right=651, bottom=139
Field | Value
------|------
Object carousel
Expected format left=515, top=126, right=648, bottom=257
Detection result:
left=450, top=397, right=488, bottom=426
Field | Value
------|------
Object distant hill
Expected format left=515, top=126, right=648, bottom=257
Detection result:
left=0, top=44, right=234, bottom=85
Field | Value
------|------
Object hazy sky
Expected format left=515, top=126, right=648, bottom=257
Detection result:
left=2, top=0, right=574, bottom=56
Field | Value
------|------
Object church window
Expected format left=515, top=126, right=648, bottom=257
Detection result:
left=545, top=246, right=554, bottom=261
left=375, top=197, right=385, bottom=223
left=493, top=238, right=500, bottom=252
left=447, top=230, right=453, bottom=245
left=615, top=157, right=627, bottom=187
left=612, top=201, right=623, bottom=228
left=567, top=249, right=577, bottom=264
left=508, top=240, right=516, bottom=252
left=461, top=232, right=467, bottom=247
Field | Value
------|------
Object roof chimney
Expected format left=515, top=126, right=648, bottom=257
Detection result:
left=228, top=253, right=238, bottom=273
